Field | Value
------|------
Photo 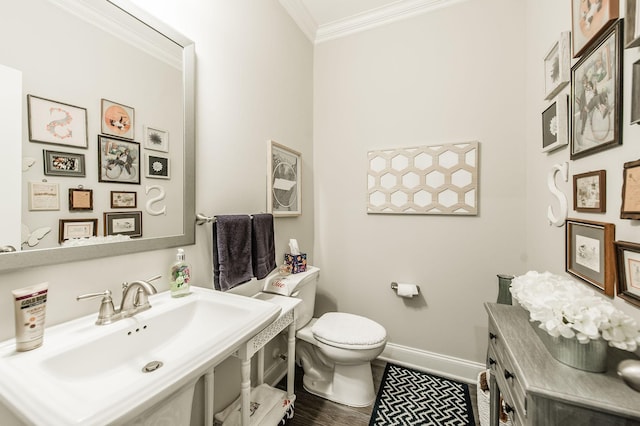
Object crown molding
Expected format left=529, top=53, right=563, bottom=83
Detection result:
left=279, top=0, right=318, bottom=42
left=281, top=0, right=466, bottom=44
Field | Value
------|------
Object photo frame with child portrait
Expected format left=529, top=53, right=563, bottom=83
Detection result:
left=570, top=20, right=622, bottom=160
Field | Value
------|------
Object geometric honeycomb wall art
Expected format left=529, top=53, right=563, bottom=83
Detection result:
left=367, top=141, right=479, bottom=215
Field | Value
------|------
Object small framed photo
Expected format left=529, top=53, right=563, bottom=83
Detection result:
left=98, top=135, right=140, bottom=184
left=59, top=218, right=98, bottom=244
left=144, top=126, right=169, bottom=152
left=542, top=95, right=568, bottom=152
left=43, top=150, right=86, bottom=177
left=544, top=32, right=571, bottom=100
left=614, top=240, right=640, bottom=307
left=267, top=140, right=301, bottom=217
left=565, top=218, right=615, bottom=296
left=573, top=170, right=606, bottom=213
left=104, top=211, right=142, bottom=238
left=570, top=20, right=622, bottom=160
left=631, top=60, right=640, bottom=125
left=621, top=159, right=640, bottom=219
left=145, top=154, right=170, bottom=179
left=101, top=99, right=134, bottom=140
left=69, top=188, right=93, bottom=211
left=571, top=0, right=619, bottom=58
left=27, top=95, right=88, bottom=149
left=28, top=182, right=59, bottom=211
left=625, top=0, right=640, bottom=48
left=110, top=191, right=137, bottom=208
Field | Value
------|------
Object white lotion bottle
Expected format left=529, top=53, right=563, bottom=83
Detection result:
left=169, top=248, right=191, bottom=297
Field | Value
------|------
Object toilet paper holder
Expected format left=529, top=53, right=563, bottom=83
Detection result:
left=390, top=282, right=420, bottom=293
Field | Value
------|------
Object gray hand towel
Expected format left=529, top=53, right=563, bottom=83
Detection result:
left=251, top=213, right=276, bottom=280
left=213, top=215, right=253, bottom=291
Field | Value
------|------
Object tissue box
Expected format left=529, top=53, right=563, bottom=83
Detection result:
left=284, top=253, right=307, bottom=274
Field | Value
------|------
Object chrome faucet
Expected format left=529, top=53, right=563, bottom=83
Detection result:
left=77, top=275, right=160, bottom=325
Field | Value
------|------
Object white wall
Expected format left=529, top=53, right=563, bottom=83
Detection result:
left=524, top=1, right=640, bottom=325
left=312, top=0, right=527, bottom=365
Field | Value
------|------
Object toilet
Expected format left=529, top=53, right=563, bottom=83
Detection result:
left=263, top=267, right=387, bottom=407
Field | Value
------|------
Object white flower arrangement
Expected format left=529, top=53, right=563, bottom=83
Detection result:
left=510, top=271, right=640, bottom=352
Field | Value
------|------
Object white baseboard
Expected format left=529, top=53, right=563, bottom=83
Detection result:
left=379, top=343, right=485, bottom=384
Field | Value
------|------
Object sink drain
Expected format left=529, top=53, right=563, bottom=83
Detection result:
left=142, top=360, right=163, bottom=373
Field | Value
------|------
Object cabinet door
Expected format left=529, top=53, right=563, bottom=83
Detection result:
left=530, top=396, right=640, bottom=426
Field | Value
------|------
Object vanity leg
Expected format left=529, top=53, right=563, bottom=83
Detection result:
left=240, top=358, right=251, bottom=426
left=287, top=321, right=296, bottom=399
left=489, top=372, right=500, bottom=426
left=204, top=367, right=214, bottom=426
left=257, top=348, right=265, bottom=385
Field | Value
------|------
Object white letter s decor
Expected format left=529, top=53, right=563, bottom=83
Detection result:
left=547, top=162, right=568, bottom=227
left=145, top=185, right=166, bottom=216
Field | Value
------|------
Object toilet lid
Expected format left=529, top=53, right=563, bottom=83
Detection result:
left=311, top=312, right=387, bottom=350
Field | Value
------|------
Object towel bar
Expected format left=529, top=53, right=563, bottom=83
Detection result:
left=196, top=212, right=267, bottom=226
left=390, top=282, right=420, bottom=293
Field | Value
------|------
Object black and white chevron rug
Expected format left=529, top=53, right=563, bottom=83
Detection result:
left=369, top=363, right=476, bottom=426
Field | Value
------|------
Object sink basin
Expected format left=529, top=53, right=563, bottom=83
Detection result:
left=0, top=286, right=281, bottom=425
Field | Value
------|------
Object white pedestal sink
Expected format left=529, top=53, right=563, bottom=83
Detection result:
left=0, top=287, right=281, bottom=425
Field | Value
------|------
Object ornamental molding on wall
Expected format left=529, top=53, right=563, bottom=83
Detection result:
left=367, top=141, right=479, bottom=215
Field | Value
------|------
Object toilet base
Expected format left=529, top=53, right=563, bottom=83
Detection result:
left=302, top=362, right=375, bottom=407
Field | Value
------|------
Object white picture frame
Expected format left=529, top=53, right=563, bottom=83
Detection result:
left=267, top=140, right=301, bottom=217
left=28, top=182, right=60, bottom=211
left=542, top=94, right=569, bottom=153
left=544, top=31, right=571, bottom=100
left=143, top=125, right=169, bottom=152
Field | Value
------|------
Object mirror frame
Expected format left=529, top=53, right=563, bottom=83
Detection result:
left=1, top=0, right=196, bottom=272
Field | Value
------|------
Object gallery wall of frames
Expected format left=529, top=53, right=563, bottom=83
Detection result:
left=543, top=0, right=640, bottom=309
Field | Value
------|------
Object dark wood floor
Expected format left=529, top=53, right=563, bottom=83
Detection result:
left=277, top=360, right=479, bottom=426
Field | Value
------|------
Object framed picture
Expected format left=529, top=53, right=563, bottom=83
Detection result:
left=28, top=182, right=59, bottom=211
left=43, top=150, right=86, bottom=177
left=542, top=95, right=568, bottom=152
left=144, top=126, right=169, bottom=152
left=69, top=188, right=93, bottom=211
left=27, top=95, right=88, bottom=149
left=625, top=0, right=640, bottom=48
left=573, top=170, right=606, bottom=212
left=145, top=154, right=170, bottom=179
left=267, top=140, right=301, bottom=217
left=571, top=0, right=619, bottom=58
left=565, top=218, right=615, bottom=296
left=621, top=159, right=640, bottom=219
left=631, top=60, right=640, bottom=125
left=98, top=135, right=140, bottom=184
left=110, top=191, right=137, bottom=208
left=614, top=240, right=640, bottom=307
left=544, top=31, right=571, bottom=100
left=570, top=20, right=622, bottom=160
left=59, top=218, right=98, bottom=244
left=101, top=99, right=134, bottom=140
left=104, top=211, right=142, bottom=238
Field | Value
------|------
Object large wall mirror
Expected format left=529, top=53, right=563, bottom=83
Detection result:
left=0, top=0, right=195, bottom=271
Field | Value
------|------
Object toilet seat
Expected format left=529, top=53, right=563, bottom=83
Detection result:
left=311, top=312, right=386, bottom=350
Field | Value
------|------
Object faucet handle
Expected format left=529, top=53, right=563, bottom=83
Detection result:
left=77, top=290, right=116, bottom=325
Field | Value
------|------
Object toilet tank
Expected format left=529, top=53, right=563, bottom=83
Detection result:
left=290, top=267, right=319, bottom=329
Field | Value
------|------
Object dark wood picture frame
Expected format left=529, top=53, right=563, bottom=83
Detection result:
left=565, top=218, right=615, bottom=296
left=571, top=0, right=619, bottom=58
left=614, top=240, right=640, bottom=308
left=68, top=188, right=93, bottom=211
left=570, top=19, right=622, bottom=160
left=104, top=211, right=142, bottom=238
left=59, top=218, right=98, bottom=244
left=98, top=135, right=140, bottom=184
left=625, top=0, right=640, bottom=48
left=573, top=170, right=606, bottom=212
left=621, top=159, right=640, bottom=219
left=110, top=191, right=137, bottom=209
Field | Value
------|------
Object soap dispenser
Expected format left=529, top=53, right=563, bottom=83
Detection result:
left=169, top=248, right=191, bottom=297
